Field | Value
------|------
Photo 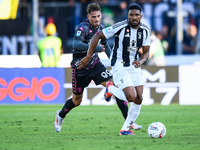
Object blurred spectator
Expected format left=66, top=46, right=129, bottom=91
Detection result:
left=182, top=23, right=197, bottom=54
left=37, top=23, right=63, bottom=67
left=162, top=6, right=176, bottom=55
left=161, top=25, right=169, bottom=53
left=119, top=1, right=128, bottom=20
left=147, top=31, right=165, bottom=66
left=101, top=7, right=114, bottom=27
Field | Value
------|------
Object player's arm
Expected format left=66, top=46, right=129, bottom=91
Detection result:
left=132, top=46, right=150, bottom=68
left=133, top=26, right=151, bottom=68
left=87, top=31, right=106, bottom=58
left=73, top=40, right=104, bottom=52
left=140, top=45, right=150, bottom=64
left=76, top=31, right=106, bottom=69
left=100, top=38, right=111, bottom=58
left=104, top=43, right=111, bottom=58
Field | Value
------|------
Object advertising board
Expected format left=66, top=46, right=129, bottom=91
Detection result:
left=0, top=68, right=65, bottom=104
left=64, top=66, right=180, bottom=105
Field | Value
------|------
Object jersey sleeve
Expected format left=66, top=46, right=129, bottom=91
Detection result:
left=102, top=20, right=127, bottom=39
left=142, top=27, right=151, bottom=46
left=102, top=26, right=115, bottom=39
left=74, top=24, right=88, bottom=42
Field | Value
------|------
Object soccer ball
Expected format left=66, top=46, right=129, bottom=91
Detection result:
left=147, top=122, right=166, bottom=138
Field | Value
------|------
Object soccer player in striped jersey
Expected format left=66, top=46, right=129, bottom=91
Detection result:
left=77, top=4, right=151, bottom=135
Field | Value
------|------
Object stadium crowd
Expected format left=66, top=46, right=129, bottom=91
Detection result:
left=2, top=0, right=200, bottom=55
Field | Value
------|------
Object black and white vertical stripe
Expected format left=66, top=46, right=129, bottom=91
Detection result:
left=110, top=23, right=150, bottom=67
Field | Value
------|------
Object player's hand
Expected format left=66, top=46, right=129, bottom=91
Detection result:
left=100, top=45, right=105, bottom=52
left=132, top=60, right=141, bottom=68
left=76, top=56, right=91, bottom=69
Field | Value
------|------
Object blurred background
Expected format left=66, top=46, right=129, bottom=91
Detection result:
left=0, top=0, right=199, bottom=56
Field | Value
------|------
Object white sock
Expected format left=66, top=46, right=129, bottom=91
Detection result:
left=109, top=85, right=127, bottom=101
left=121, top=102, right=141, bottom=130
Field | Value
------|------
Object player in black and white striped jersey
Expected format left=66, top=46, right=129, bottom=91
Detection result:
left=77, top=4, right=151, bottom=135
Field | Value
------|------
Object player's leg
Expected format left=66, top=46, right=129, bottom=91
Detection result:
left=124, top=86, right=143, bottom=131
left=121, top=101, right=142, bottom=128
left=92, top=63, right=128, bottom=120
left=130, top=85, right=143, bottom=130
left=115, top=97, right=128, bottom=119
left=54, top=94, right=82, bottom=132
left=104, top=81, right=127, bottom=102
left=119, top=86, right=138, bottom=135
left=102, top=80, right=128, bottom=120
left=120, top=72, right=144, bottom=135
left=59, top=94, right=83, bottom=118
left=104, top=67, right=136, bottom=102
left=54, top=68, right=90, bottom=132
left=108, top=67, right=136, bottom=102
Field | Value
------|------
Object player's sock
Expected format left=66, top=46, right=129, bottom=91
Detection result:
left=121, top=102, right=141, bottom=130
left=109, top=86, right=127, bottom=101
left=59, top=98, right=76, bottom=118
left=115, top=97, right=128, bottom=119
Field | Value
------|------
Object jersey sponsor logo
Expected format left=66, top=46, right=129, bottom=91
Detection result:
left=127, top=46, right=138, bottom=52
left=76, top=30, right=81, bottom=36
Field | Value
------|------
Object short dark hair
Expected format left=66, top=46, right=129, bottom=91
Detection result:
left=128, top=4, right=142, bottom=12
left=87, top=3, right=101, bottom=14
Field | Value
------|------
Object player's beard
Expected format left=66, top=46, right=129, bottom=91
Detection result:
left=129, top=20, right=140, bottom=28
left=93, top=21, right=100, bottom=28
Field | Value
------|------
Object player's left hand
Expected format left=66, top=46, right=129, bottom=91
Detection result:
left=99, top=45, right=105, bottom=52
left=132, top=60, right=141, bottom=68
left=76, top=56, right=91, bottom=69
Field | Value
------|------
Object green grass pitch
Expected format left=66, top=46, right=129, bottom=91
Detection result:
left=0, top=104, right=199, bottom=150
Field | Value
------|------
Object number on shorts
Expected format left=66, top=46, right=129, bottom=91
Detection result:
left=101, top=70, right=112, bottom=78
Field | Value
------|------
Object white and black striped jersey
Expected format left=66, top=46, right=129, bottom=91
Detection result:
left=102, top=19, right=151, bottom=67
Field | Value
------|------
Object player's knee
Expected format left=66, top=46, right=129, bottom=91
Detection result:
left=134, top=96, right=143, bottom=105
left=126, top=94, right=137, bottom=102
left=72, top=97, right=82, bottom=106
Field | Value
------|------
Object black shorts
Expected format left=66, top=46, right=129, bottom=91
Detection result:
left=72, top=62, right=112, bottom=95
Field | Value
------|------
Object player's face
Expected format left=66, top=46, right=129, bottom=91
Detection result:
left=127, top=9, right=142, bottom=29
left=87, top=11, right=102, bottom=28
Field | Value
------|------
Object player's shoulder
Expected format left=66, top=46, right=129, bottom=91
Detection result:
left=140, top=23, right=151, bottom=32
left=78, top=19, right=90, bottom=30
left=111, top=19, right=128, bottom=29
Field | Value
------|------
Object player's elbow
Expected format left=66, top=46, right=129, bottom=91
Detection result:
left=96, top=31, right=106, bottom=39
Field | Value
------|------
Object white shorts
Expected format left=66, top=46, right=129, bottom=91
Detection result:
left=112, top=64, right=144, bottom=90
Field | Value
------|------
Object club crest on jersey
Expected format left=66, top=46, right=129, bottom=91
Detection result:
left=138, top=32, right=142, bottom=39
left=131, top=40, right=136, bottom=46
left=76, top=30, right=81, bottom=36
